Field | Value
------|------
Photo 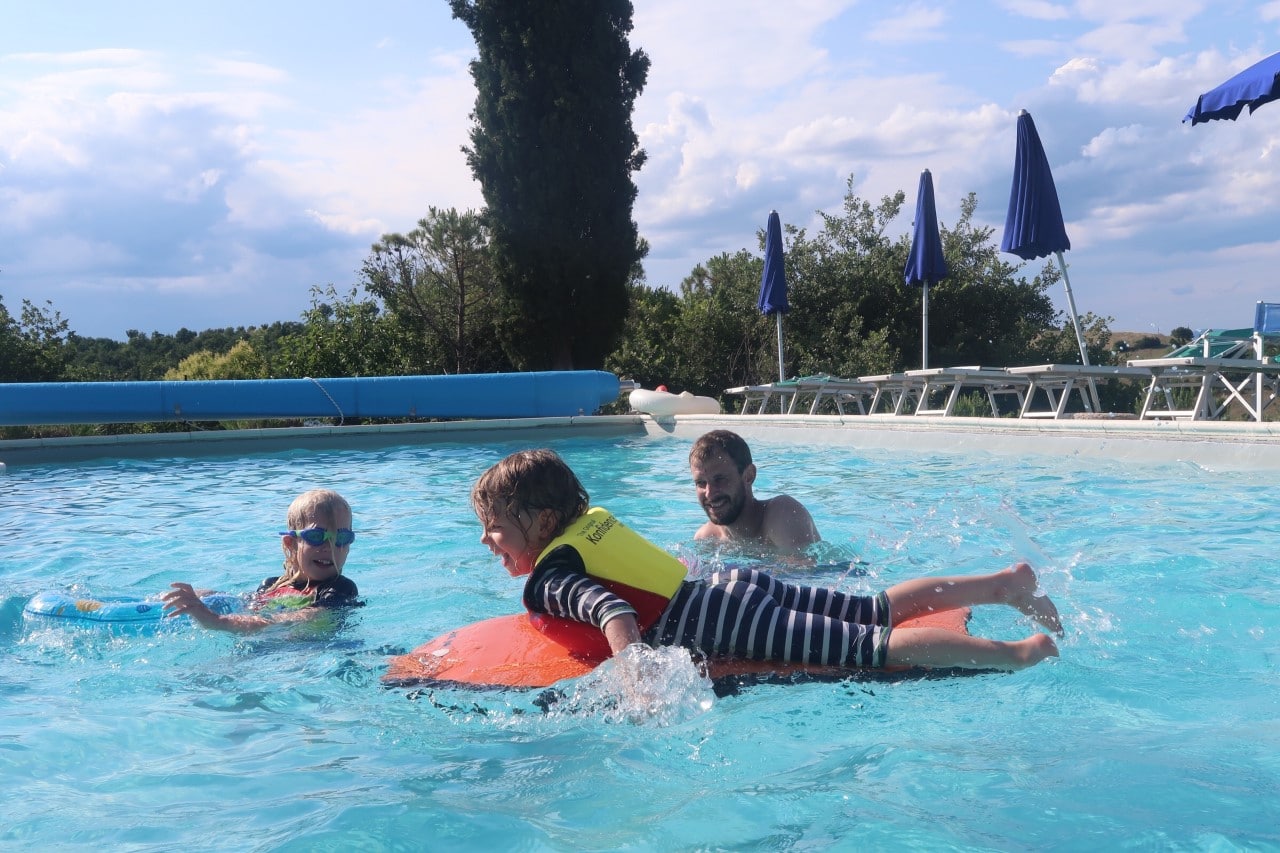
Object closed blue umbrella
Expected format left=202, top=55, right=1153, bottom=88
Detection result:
left=759, top=210, right=789, bottom=382
left=1185, top=51, right=1280, bottom=124
left=904, top=169, right=948, bottom=369
left=1001, top=109, right=1090, bottom=366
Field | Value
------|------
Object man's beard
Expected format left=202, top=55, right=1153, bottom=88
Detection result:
left=703, top=491, right=745, bottom=526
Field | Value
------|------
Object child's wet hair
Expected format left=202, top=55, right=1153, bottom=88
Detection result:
left=286, top=489, right=351, bottom=530
left=472, top=449, right=589, bottom=537
left=273, top=489, right=353, bottom=592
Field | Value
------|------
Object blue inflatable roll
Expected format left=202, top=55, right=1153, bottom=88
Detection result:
left=0, top=370, right=623, bottom=425
left=23, top=591, right=242, bottom=627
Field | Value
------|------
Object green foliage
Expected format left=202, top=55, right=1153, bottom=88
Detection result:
left=273, top=285, right=409, bottom=378
left=608, top=179, right=1103, bottom=402
left=360, top=207, right=510, bottom=374
left=450, top=0, right=649, bottom=370
left=0, top=297, right=70, bottom=382
left=785, top=181, right=908, bottom=378
left=1132, top=334, right=1163, bottom=350
left=60, top=322, right=304, bottom=381
left=605, top=282, right=682, bottom=390
left=164, top=340, right=268, bottom=380
left=2, top=172, right=1126, bottom=429
left=1169, top=326, right=1194, bottom=346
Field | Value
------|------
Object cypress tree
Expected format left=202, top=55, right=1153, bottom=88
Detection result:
left=450, top=0, right=649, bottom=369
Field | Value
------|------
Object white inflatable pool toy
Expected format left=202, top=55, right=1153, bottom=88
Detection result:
left=628, top=387, right=721, bottom=416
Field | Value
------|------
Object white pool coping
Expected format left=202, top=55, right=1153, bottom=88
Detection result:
left=2, top=412, right=1278, bottom=471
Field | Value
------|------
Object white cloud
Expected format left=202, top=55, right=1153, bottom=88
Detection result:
left=266, top=70, right=484, bottom=237
left=865, top=4, right=949, bottom=44
left=5, top=0, right=1280, bottom=338
left=999, top=0, right=1071, bottom=21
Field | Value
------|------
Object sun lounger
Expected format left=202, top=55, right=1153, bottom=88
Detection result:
left=1005, top=364, right=1154, bottom=419
left=791, top=376, right=876, bottom=415
left=725, top=375, right=876, bottom=415
left=1162, top=327, right=1256, bottom=359
left=858, top=372, right=923, bottom=415
left=724, top=382, right=787, bottom=414
left=1126, top=356, right=1279, bottom=420
left=900, top=367, right=1030, bottom=416
left=1128, top=303, right=1280, bottom=421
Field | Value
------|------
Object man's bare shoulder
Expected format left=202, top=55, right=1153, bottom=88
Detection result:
left=694, top=520, right=727, bottom=541
left=762, top=494, right=814, bottom=524
left=761, top=494, right=821, bottom=550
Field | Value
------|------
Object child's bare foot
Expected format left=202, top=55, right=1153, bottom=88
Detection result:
left=1009, top=633, right=1059, bottom=669
left=1000, top=562, right=1063, bottom=636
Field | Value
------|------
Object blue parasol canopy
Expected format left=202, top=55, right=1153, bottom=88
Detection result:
left=1001, top=111, right=1070, bottom=261
left=904, top=169, right=948, bottom=369
left=1001, top=110, right=1089, bottom=366
left=1185, top=51, right=1280, bottom=125
left=759, top=210, right=789, bottom=315
left=758, top=210, right=789, bottom=381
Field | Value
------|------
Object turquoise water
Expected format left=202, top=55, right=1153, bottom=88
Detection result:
left=3, top=433, right=1278, bottom=850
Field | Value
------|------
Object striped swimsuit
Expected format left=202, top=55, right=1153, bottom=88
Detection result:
left=528, top=547, right=892, bottom=669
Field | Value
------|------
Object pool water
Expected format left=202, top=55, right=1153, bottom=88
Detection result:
left=2, top=433, right=1278, bottom=850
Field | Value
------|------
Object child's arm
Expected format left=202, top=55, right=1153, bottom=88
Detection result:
left=162, top=582, right=275, bottom=633
left=602, top=613, right=642, bottom=655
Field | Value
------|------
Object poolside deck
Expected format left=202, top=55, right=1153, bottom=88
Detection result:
left=3, top=412, right=1278, bottom=472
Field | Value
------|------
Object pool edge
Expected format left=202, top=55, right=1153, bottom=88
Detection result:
left=2, top=413, right=1278, bottom=471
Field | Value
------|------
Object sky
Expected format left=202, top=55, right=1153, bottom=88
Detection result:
left=3, top=1, right=1280, bottom=342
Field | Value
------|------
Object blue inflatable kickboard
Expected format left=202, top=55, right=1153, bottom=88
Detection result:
left=23, top=591, right=242, bottom=627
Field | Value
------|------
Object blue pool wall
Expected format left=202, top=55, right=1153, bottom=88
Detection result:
left=0, top=371, right=622, bottom=425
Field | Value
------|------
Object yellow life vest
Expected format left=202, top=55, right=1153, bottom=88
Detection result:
left=529, top=507, right=688, bottom=660
left=535, top=506, right=687, bottom=599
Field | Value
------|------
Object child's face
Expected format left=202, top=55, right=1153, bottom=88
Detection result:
left=480, top=507, right=551, bottom=577
left=284, top=506, right=353, bottom=584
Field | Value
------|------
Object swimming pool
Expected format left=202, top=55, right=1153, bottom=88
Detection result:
left=3, top=423, right=1278, bottom=849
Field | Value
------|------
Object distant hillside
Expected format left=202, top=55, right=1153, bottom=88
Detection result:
left=1109, top=331, right=1179, bottom=360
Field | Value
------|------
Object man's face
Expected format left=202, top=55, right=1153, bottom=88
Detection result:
left=691, top=451, right=752, bottom=526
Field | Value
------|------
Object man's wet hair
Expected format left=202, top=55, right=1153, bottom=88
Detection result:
left=689, top=430, right=753, bottom=473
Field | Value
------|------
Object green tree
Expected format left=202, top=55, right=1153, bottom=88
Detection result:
left=784, top=182, right=906, bottom=379
left=450, top=0, right=650, bottom=370
left=676, top=252, right=781, bottom=392
left=920, top=192, right=1060, bottom=369
left=605, top=282, right=682, bottom=391
left=611, top=181, right=1076, bottom=405
left=274, top=286, right=406, bottom=378
left=360, top=207, right=508, bottom=374
left=164, top=340, right=269, bottom=380
left=0, top=296, right=70, bottom=382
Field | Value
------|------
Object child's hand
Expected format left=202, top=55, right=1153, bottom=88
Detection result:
left=615, top=642, right=666, bottom=719
left=162, top=582, right=224, bottom=629
left=612, top=644, right=714, bottom=724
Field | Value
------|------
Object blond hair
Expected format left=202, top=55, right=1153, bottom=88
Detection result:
left=268, top=489, right=352, bottom=594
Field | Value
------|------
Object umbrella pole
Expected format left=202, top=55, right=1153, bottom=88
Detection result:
left=1057, top=251, right=1091, bottom=367
left=775, top=312, right=785, bottom=383
left=922, top=283, right=929, bottom=370
left=1056, top=250, right=1099, bottom=410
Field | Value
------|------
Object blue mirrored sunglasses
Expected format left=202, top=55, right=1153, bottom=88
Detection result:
left=280, top=527, right=356, bottom=547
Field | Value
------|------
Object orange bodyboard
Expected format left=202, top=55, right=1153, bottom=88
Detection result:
left=383, top=607, right=972, bottom=690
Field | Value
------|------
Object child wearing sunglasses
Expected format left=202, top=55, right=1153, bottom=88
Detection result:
left=163, top=489, right=362, bottom=633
